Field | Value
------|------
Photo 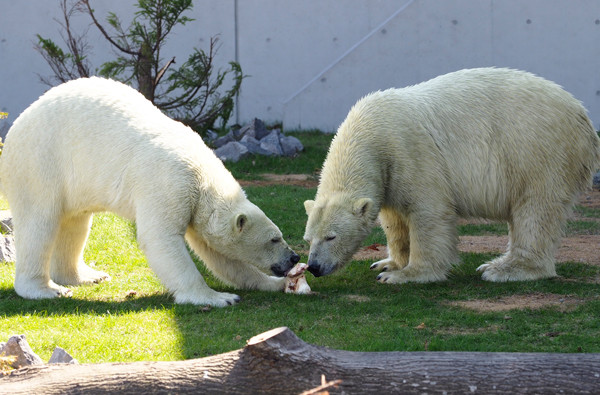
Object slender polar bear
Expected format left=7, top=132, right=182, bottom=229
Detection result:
left=0, top=77, right=299, bottom=306
left=304, top=68, right=600, bottom=283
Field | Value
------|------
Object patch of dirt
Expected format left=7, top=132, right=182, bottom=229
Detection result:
left=354, top=235, right=600, bottom=265
left=458, top=235, right=600, bottom=266
left=353, top=244, right=389, bottom=261
left=434, top=325, right=500, bottom=335
left=579, top=189, right=600, bottom=210
left=448, top=293, right=586, bottom=312
left=239, top=173, right=318, bottom=188
left=343, top=294, right=372, bottom=303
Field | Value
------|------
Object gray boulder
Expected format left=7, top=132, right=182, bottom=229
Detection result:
left=233, top=124, right=254, bottom=140
left=279, top=134, right=304, bottom=157
left=214, top=141, right=249, bottom=162
left=213, top=131, right=235, bottom=148
left=0, top=210, right=12, bottom=234
left=249, top=118, right=270, bottom=140
left=240, top=135, right=274, bottom=156
left=260, top=130, right=284, bottom=156
left=203, top=129, right=218, bottom=145
left=0, top=235, right=16, bottom=262
left=48, top=346, right=78, bottom=364
left=210, top=117, right=304, bottom=160
left=0, top=335, right=44, bottom=368
left=594, top=171, right=600, bottom=189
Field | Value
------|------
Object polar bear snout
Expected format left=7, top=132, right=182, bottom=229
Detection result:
left=307, top=261, right=322, bottom=277
left=307, top=256, right=336, bottom=277
left=270, top=252, right=300, bottom=277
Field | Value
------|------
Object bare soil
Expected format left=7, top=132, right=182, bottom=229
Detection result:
left=239, top=173, right=319, bottom=188
left=448, top=293, right=587, bottom=312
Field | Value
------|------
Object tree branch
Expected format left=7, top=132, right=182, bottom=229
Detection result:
left=81, top=0, right=138, bottom=56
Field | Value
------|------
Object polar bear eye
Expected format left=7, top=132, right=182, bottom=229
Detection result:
left=271, top=237, right=282, bottom=243
left=325, top=235, right=336, bottom=242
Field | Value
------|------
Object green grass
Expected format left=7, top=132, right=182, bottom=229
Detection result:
left=2, top=217, right=599, bottom=362
left=1, top=131, right=599, bottom=364
left=458, top=222, right=508, bottom=236
left=574, top=204, right=600, bottom=218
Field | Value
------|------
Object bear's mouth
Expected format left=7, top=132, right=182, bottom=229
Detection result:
left=307, top=260, right=336, bottom=277
left=270, top=264, right=292, bottom=277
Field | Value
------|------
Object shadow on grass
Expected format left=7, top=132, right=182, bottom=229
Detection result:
left=0, top=288, right=173, bottom=316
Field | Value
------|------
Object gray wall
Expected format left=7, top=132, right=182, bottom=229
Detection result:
left=2, top=0, right=600, bottom=136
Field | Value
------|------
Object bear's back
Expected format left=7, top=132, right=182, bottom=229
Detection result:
left=6, top=77, right=182, bottom=147
left=324, top=68, right=599, bottom=218
left=0, top=77, right=239, bottom=217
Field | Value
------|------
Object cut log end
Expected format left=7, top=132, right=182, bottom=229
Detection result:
left=246, top=326, right=290, bottom=346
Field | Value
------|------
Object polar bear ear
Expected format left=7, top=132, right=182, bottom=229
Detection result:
left=304, top=200, right=315, bottom=216
left=235, top=213, right=248, bottom=233
left=353, top=198, right=373, bottom=218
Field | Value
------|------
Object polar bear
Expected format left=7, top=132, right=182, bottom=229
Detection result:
left=304, top=68, right=600, bottom=283
left=0, top=77, right=299, bottom=306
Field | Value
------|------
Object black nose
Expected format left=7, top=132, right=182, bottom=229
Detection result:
left=290, top=253, right=300, bottom=264
left=307, top=262, right=321, bottom=277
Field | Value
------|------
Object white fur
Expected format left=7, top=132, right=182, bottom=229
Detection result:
left=0, top=77, right=297, bottom=306
left=304, top=68, right=600, bottom=283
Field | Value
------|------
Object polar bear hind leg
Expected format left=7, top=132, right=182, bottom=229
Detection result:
left=477, top=200, right=564, bottom=281
left=50, top=212, right=110, bottom=286
left=370, top=208, right=410, bottom=272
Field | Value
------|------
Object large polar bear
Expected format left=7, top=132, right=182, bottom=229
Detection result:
left=304, top=68, right=600, bottom=283
left=0, top=77, right=300, bottom=306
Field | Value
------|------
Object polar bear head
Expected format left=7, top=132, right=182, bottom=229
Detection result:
left=303, top=193, right=376, bottom=277
left=203, top=198, right=299, bottom=276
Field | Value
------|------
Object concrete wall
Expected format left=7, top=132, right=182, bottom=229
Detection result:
left=2, top=0, right=600, bottom=137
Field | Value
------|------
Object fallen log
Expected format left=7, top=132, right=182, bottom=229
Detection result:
left=2, top=327, right=600, bottom=394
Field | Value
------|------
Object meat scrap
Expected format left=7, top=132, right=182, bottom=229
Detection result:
left=285, top=263, right=312, bottom=294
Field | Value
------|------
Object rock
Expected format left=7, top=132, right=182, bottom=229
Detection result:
left=212, top=131, right=235, bottom=148
left=0, top=235, right=15, bottom=262
left=234, top=124, right=254, bottom=140
left=203, top=130, right=218, bottom=145
left=249, top=118, right=270, bottom=140
left=0, top=210, right=12, bottom=234
left=0, top=335, right=44, bottom=368
left=259, top=130, right=284, bottom=156
left=48, top=346, right=78, bottom=364
left=214, top=141, right=249, bottom=162
left=211, top=118, right=305, bottom=160
left=240, top=135, right=274, bottom=156
left=279, top=134, right=304, bottom=156
left=594, top=171, right=600, bottom=189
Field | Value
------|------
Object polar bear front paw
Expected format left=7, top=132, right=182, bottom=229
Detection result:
left=376, top=267, right=447, bottom=284
left=15, top=280, right=73, bottom=300
left=370, top=258, right=393, bottom=272
left=174, top=289, right=241, bottom=307
left=376, top=271, right=404, bottom=283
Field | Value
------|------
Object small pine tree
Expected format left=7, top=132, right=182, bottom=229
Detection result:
left=36, top=0, right=245, bottom=133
